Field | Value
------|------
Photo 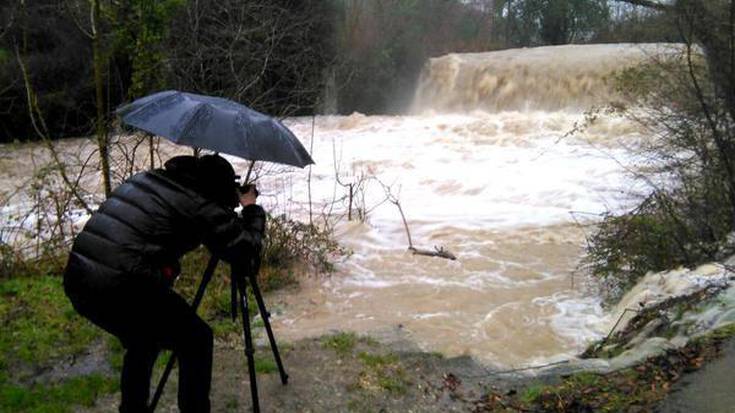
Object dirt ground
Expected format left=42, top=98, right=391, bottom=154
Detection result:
left=81, top=331, right=516, bottom=413
left=65, top=329, right=735, bottom=412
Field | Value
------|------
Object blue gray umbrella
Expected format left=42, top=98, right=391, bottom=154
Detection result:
left=116, top=90, right=314, bottom=168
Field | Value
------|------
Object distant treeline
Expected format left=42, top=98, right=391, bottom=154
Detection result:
left=0, top=0, right=679, bottom=142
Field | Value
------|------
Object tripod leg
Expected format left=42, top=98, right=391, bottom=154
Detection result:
left=237, top=277, right=260, bottom=413
left=249, top=275, right=289, bottom=385
left=149, top=255, right=219, bottom=412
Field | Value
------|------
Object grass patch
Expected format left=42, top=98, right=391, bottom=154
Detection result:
left=321, top=332, right=357, bottom=356
left=254, top=357, right=278, bottom=374
left=699, top=323, right=735, bottom=341
left=210, top=318, right=241, bottom=337
left=376, top=373, right=407, bottom=394
left=0, top=276, right=99, bottom=369
left=357, top=352, right=398, bottom=367
left=520, top=384, right=546, bottom=404
left=0, top=374, right=117, bottom=413
left=107, top=337, right=125, bottom=372
left=0, top=276, right=119, bottom=412
left=355, top=351, right=408, bottom=394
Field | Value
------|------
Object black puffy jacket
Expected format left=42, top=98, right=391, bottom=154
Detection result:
left=63, top=165, right=265, bottom=302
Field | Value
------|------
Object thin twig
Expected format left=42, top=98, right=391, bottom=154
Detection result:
left=308, top=115, right=315, bottom=226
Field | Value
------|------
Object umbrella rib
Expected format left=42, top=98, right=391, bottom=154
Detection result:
left=179, top=103, right=212, bottom=144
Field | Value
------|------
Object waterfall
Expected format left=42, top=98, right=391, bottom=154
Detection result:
left=413, top=43, right=682, bottom=113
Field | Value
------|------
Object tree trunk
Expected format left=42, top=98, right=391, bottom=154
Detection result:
left=92, top=0, right=111, bottom=197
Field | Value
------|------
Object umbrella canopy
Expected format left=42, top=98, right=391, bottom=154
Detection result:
left=116, top=90, right=314, bottom=168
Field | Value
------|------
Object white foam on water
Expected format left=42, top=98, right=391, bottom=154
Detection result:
left=258, top=109, right=648, bottom=366
left=0, top=109, right=639, bottom=365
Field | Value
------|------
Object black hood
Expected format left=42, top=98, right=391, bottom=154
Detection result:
left=163, top=155, right=239, bottom=208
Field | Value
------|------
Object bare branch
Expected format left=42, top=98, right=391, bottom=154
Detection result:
left=0, top=2, right=17, bottom=41
left=14, top=43, right=92, bottom=214
left=613, top=0, right=671, bottom=11
left=62, top=0, right=93, bottom=39
left=377, top=178, right=457, bottom=261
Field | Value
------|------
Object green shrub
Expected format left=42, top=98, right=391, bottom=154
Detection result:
left=262, top=214, right=348, bottom=276
left=586, top=188, right=730, bottom=302
left=586, top=44, right=735, bottom=302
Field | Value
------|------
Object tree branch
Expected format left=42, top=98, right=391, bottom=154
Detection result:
left=0, top=2, right=17, bottom=41
left=15, top=44, right=92, bottom=214
left=378, top=179, right=457, bottom=261
left=614, top=0, right=671, bottom=11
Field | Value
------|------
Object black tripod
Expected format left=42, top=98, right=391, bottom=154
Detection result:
left=148, top=255, right=288, bottom=412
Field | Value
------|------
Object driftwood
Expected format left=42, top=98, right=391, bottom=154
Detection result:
left=381, top=181, right=457, bottom=261
left=409, top=246, right=457, bottom=260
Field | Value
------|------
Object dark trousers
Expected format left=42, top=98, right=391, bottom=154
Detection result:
left=67, top=280, right=213, bottom=413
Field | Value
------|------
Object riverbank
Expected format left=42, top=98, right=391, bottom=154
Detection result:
left=3, top=265, right=734, bottom=412
left=10, top=323, right=735, bottom=412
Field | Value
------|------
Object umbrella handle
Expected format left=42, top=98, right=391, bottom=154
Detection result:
left=244, top=160, right=256, bottom=184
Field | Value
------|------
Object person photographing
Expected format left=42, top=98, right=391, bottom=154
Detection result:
left=63, top=154, right=263, bottom=413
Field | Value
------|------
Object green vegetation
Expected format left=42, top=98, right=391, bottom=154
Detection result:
left=322, top=332, right=358, bottom=356
left=520, top=384, right=546, bottom=404
left=225, top=398, right=239, bottom=410
left=501, top=0, right=609, bottom=45
left=320, top=333, right=410, bottom=395
left=253, top=357, right=278, bottom=374
left=262, top=214, right=348, bottom=279
left=483, top=324, right=735, bottom=412
left=107, top=337, right=125, bottom=372
left=355, top=351, right=408, bottom=394
left=0, top=276, right=98, bottom=367
left=584, top=2, right=735, bottom=301
left=0, top=276, right=119, bottom=412
left=0, top=374, right=118, bottom=413
left=357, top=352, right=398, bottom=368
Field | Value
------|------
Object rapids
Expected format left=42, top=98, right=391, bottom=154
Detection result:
left=251, top=44, right=680, bottom=367
left=255, top=108, right=647, bottom=367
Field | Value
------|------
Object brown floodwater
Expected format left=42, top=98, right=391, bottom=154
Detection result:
left=1, top=43, right=674, bottom=368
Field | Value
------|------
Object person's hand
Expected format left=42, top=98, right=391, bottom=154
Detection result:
left=239, top=185, right=257, bottom=207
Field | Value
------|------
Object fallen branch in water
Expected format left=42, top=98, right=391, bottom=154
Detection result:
left=409, top=246, right=457, bottom=260
left=379, top=180, right=457, bottom=261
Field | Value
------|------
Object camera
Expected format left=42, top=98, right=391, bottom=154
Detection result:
left=239, top=183, right=259, bottom=197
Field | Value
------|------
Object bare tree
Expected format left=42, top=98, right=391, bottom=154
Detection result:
left=165, top=0, right=331, bottom=117
left=616, top=1, right=735, bottom=119
left=583, top=1, right=735, bottom=298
